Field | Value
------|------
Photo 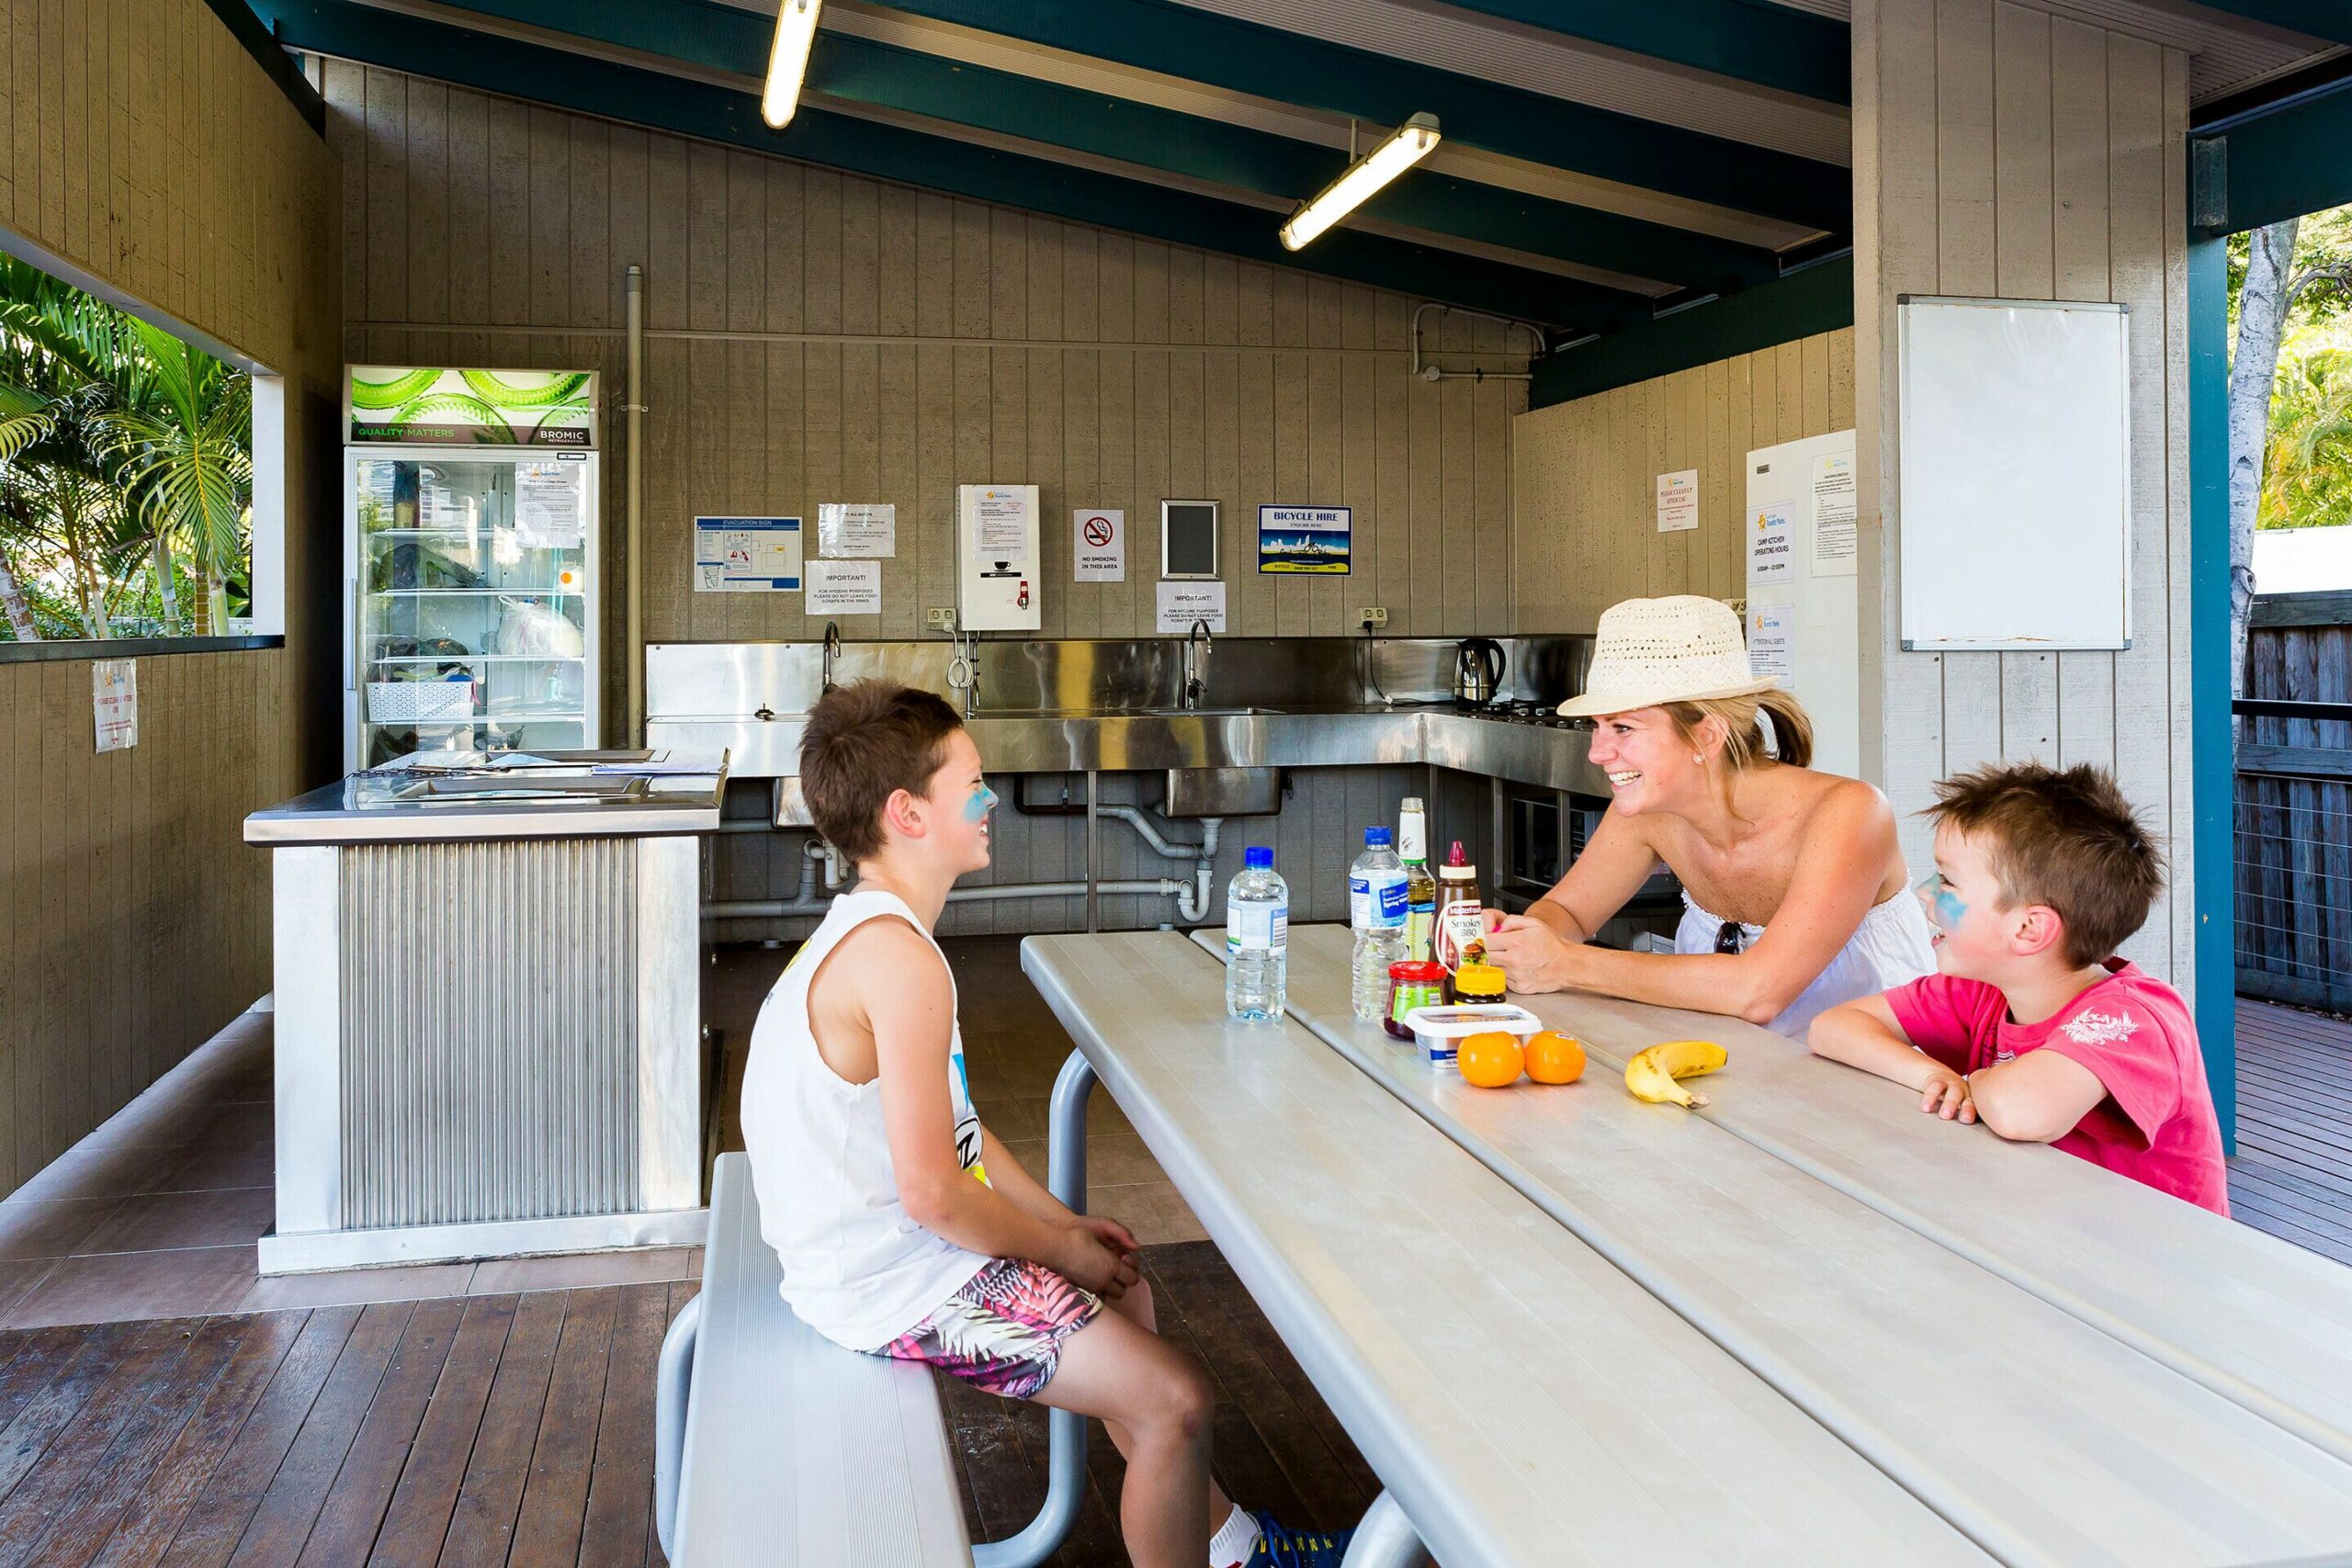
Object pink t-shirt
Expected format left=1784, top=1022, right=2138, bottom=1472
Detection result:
left=1884, top=961, right=2229, bottom=1215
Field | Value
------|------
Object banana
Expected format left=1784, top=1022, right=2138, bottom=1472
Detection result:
left=1623, top=1040, right=1728, bottom=1108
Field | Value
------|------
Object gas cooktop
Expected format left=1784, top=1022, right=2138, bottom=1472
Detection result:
left=1481, top=699, right=1588, bottom=729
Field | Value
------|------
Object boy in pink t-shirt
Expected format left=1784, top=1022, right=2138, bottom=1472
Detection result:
left=1809, top=761, right=2228, bottom=1214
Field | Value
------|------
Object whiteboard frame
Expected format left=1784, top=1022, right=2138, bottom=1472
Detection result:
left=1895, top=295, right=2133, bottom=652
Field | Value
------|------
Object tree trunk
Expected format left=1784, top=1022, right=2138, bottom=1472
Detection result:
left=2228, top=219, right=2299, bottom=729
left=153, top=535, right=181, bottom=635
left=0, top=551, right=38, bottom=640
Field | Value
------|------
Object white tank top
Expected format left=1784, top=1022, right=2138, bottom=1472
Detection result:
left=739, top=890, right=991, bottom=1350
left=1676, top=886, right=1938, bottom=1042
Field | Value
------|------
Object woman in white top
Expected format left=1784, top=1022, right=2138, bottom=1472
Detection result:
left=1482, top=595, right=1934, bottom=1039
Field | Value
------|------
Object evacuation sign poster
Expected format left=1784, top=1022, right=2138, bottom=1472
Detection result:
left=1257, top=505, right=1351, bottom=574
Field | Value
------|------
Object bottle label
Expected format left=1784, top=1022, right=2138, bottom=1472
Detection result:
left=1436, top=904, right=1484, bottom=970
left=1399, top=818, right=1428, bottom=864
left=1350, top=871, right=1409, bottom=931
left=1227, top=900, right=1289, bottom=954
left=1407, top=906, right=1434, bottom=962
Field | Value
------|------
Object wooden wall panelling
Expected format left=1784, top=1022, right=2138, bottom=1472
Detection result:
left=2, top=0, right=340, bottom=1192
left=1852, top=0, right=2193, bottom=982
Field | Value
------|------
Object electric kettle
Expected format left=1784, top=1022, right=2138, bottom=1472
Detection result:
left=1453, top=637, right=1505, bottom=709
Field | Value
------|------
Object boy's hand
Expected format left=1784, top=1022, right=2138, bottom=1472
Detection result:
left=1920, top=1066, right=1977, bottom=1123
left=1070, top=1213, right=1140, bottom=1258
left=1053, top=1222, right=1139, bottom=1300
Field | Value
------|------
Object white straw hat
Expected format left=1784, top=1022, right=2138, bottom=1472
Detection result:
left=1555, top=594, right=1776, bottom=717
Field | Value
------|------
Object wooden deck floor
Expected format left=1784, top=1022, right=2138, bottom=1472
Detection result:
left=2229, top=998, right=2352, bottom=1268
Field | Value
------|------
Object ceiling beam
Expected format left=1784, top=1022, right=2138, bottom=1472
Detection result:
left=249, top=0, right=1648, bottom=329
left=403, top=0, right=1783, bottom=294
left=851, top=0, right=1851, bottom=232
left=2177, top=0, right=2352, bottom=48
left=1434, top=0, right=1849, bottom=106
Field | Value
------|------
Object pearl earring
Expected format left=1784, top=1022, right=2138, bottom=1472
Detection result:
left=1692, top=752, right=1704, bottom=764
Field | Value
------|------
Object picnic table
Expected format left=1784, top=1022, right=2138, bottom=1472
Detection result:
left=1017, top=926, right=2352, bottom=1568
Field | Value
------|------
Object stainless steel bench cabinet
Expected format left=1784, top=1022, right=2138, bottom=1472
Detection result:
left=656, top=1153, right=973, bottom=1567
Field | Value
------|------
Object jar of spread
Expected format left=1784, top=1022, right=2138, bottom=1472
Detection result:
left=1451, top=962, right=1508, bottom=1004
left=1384, top=961, right=1449, bottom=1041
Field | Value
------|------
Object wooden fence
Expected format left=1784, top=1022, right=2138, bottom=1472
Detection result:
left=2236, top=590, right=2352, bottom=1014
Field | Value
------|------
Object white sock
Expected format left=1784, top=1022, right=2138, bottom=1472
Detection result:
left=1210, top=1504, right=1262, bottom=1567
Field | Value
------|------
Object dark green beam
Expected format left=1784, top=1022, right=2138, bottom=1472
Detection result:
left=1438, top=0, right=1849, bottom=105
left=412, top=0, right=1775, bottom=295
left=856, top=0, right=1850, bottom=232
left=1528, top=256, right=1853, bottom=406
left=247, top=0, right=1635, bottom=330
left=2174, top=1, right=2352, bottom=47
left=2192, top=78, right=2352, bottom=235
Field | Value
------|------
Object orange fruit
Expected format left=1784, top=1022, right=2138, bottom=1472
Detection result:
left=1457, top=1031, right=1525, bottom=1089
left=1524, top=1031, right=1587, bottom=1085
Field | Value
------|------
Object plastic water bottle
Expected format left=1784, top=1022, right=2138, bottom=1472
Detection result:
left=1350, top=826, right=1410, bottom=1021
left=1226, top=846, right=1289, bottom=1022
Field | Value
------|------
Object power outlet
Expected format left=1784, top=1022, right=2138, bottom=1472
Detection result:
left=1355, top=606, right=1389, bottom=630
left=925, top=607, right=957, bottom=630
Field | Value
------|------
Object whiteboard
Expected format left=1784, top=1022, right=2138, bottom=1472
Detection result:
left=1747, top=429, right=1860, bottom=779
left=1896, top=297, right=2132, bottom=650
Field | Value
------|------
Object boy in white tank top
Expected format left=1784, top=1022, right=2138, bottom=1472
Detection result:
left=741, top=681, right=1347, bottom=1568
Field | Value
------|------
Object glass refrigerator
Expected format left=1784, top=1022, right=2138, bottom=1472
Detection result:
left=342, top=367, right=602, bottom=771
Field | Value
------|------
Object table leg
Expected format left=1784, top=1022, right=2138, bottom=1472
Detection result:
left=1340, top=1492, right=1430, bottom=1568
left=972, top=1049, right=1096, bottom=1568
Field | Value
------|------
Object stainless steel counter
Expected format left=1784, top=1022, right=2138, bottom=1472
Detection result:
left=247, top=754, right=721, bottom=1274
left=650, top=707, right=1611, bottom=798
left=244, top=758, right=728, bottom=846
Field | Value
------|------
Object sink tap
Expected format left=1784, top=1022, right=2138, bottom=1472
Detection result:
left=820, top=620, right=842, bottom=694
left=1182, top=619, right=1213, bottom=711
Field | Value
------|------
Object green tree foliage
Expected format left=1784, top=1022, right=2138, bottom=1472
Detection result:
left=2231, top=204, right=2352, bottom=534
left=0, top=257, right=250, bottom=640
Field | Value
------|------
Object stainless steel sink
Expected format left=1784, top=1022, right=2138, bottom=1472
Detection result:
left=1143, top=705, right=1285, bottom=717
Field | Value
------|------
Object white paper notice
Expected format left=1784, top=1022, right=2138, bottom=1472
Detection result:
left=1074, top=509, right=1125, bottom=581
left=1656, top=468, right=1700, bottom=534
left=1811, top=454, right=1858, bottom=576
left=816, top=502, right=897, bottom=558
left=975, top=490, right=1031, bottom=563
left=421, top=485, right=469, bottom=530
left=1156, top=580, right=1226, bottom=635
left=514, top=461, right=582, bottom=549
left=806, top=558, right=882, bottom=615
left=93, top=659, right=137, bottom=752
left=1749, top=500, right=1796, bottom=584
left=694, top=516, right=803, bottom=592
left=1747, top=604, right=1795, bottom=686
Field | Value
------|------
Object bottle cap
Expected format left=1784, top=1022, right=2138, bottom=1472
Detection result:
left=1244, top=846, right=1273, bottom=870
left=1447, top=840, right=1469, bottom=865
left=1364, top=826, right=1392, bottom=846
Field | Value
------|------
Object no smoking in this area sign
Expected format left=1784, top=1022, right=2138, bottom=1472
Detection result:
left=1073, top=508, right=1125, bottom=582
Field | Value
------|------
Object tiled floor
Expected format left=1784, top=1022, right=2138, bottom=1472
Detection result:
left=0, top=1010, right=700, bottom=1329
left=0, top=934, right=1180, bottom=1331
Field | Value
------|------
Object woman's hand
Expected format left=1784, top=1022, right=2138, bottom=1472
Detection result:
left=1476, top=912, right=1587, bottom=994
left=1052, top=1218, right=1139, bottom=1299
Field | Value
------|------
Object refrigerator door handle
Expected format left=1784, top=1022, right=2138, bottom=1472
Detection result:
left=345, top=572, right=358, bottom=692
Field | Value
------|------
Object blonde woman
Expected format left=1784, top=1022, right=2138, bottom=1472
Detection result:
left=1481, top=595, right=1934, bottom=1040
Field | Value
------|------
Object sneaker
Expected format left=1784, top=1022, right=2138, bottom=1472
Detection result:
left=1244, top=1512, right=1353, bottom=1568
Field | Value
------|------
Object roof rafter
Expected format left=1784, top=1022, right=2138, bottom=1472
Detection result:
left=249, top=0, right=1651, bottom=329
left=850, top=0, right=1851, bottom=232
left=1434, top=0, right=1849, bottom=105
left=402, top=0, right=1784, bottom=294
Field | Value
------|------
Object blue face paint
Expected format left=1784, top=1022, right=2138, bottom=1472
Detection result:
left=965, top=784, right=998, bottom=822
left=1917, top=871, right=1967, bottom=931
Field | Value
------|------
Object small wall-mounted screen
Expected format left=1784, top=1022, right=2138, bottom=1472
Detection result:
left=1162, top=500, right=1219, bottom=579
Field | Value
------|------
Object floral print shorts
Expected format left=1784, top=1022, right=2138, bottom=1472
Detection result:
left=869, top=1258, right=1102, bottom=1400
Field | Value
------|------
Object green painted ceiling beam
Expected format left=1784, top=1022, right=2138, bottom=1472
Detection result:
left=2171, top=1, right=2352, bottom=47
left=1437, top=0, right=1849, bottom=105
left=248, top=0, right=1642, bottom=330
left=404, top=0, right=1778, bottom=295
left=2192, top=79, right=2352, bottom=236
left=854, top=0, right=1851, bottom=232
left=1528, top=255, right=1853, bottom=407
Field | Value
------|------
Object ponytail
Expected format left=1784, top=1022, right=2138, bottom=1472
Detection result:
left=1660, top=687, right=1817, bottom=773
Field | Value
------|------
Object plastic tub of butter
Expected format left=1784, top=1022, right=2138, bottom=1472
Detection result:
left=1399, top=1002, right=1544, bottom=1066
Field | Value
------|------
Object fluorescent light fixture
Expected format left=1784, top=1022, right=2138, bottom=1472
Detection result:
left=1280, top=114, right=1441, bottom=252
left=762, top=0, right=822, bottom=130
